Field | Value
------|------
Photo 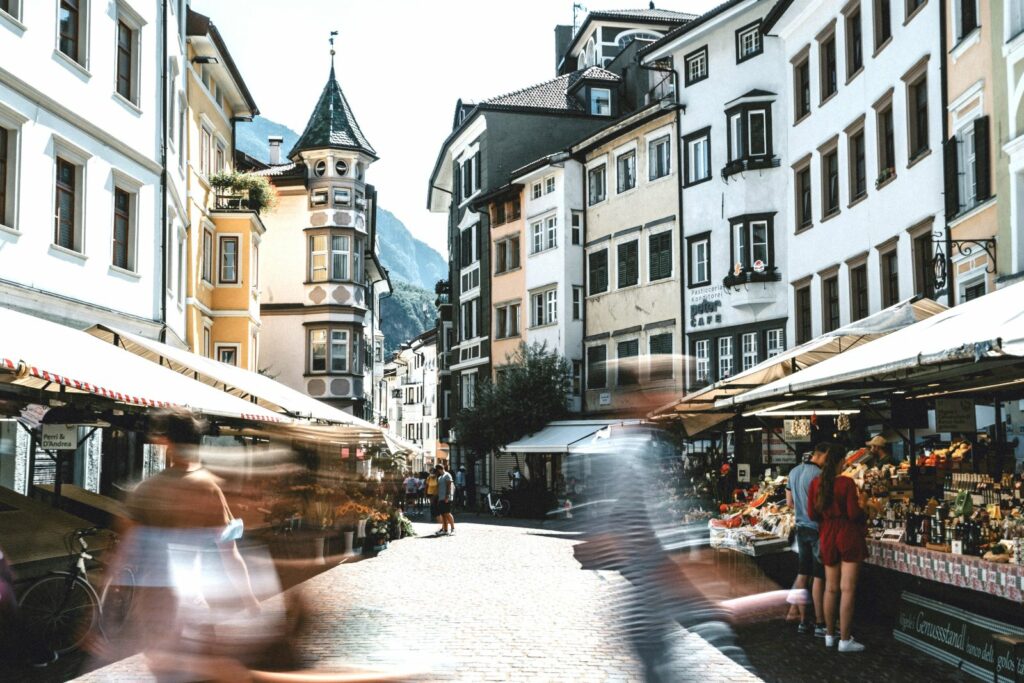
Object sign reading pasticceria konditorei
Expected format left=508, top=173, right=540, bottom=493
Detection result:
left=894, top=592, right=1024, bottom=682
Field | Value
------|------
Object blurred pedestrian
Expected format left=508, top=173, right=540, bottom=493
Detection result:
left=435, top=463, right=455, bottom=536
left=786, top=444, right=828, bottom=637
left=426, top=467, right=439, bottom=527
left=454, top=466, right=467, bottom=509
left=809, top=444, right=868, bottom=652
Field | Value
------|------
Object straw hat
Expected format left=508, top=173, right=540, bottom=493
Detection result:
left=865, top=435, right=888, bottom=447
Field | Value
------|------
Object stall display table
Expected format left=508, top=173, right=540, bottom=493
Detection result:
left=867, top=539, right=1024, bottom=604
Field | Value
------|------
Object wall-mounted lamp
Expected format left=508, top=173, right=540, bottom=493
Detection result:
left=192, top=55, right=219, bottom=65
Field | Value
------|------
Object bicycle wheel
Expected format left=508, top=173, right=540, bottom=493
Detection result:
left=19, top=571, right=100, bottom=655
left=496, top=499, right=510, bottom=517
left=99, top=566, right=135, bottom=639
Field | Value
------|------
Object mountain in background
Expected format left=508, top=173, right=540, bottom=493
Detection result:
left=237, top=116, right=446, bottom=351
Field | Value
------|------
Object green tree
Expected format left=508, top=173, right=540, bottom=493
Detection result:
left=452, top=342, right=570, bottom=515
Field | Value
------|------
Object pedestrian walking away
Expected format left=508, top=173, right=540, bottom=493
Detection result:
left=785, top=443, right=828, bottom=638
left=435, top=463, right=455, bottom=536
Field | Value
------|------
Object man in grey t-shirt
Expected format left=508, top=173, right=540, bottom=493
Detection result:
left=434, top=463, right=455, bottom=536
left=785, top=443, right=831, bottom=636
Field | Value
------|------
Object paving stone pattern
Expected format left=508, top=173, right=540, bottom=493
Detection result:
left=74, top=520, right=762, bottom=682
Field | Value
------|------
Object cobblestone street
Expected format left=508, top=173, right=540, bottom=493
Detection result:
left=75, top=519, right=761, bottom=682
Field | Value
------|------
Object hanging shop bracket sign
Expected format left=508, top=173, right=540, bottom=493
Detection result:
left=41, top=424, right=76, bottom=450
left=935, top=398, right=977, bottom=433
left=894, top=591, right=1024, bottom=682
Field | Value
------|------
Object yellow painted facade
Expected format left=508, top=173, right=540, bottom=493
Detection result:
left=488, top=188, right=526, bottom=375
left=183, top=37, right=263, bottom=369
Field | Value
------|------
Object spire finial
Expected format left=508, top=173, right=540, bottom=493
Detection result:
left=329, top=30, right=338, bottom=72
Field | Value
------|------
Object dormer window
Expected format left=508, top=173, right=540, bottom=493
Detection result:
left=314, top=160, right=327, bottom=177
left=591, top=88, right=611, bottom=116
left=335, top=160, right=348, bottom=176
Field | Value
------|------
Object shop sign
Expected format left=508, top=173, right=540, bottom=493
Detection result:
left=894, top=591, right=1024, bottom=682
left=935, top=399, right=977, bottom=433
left=736, top=463, right=750, bottom=483
left=599, top=392, right=611, bottom=406
left=689, top=298, right=722, bottom=328
left=41, top=424, right=77, bottom=450
left=771, top=453, right=797, bottom=465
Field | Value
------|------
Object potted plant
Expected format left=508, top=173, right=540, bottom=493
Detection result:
left=209, top=170, right=278, bottom=214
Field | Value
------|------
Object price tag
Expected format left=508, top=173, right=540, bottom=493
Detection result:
left=952, top=540, right=963, bottom=555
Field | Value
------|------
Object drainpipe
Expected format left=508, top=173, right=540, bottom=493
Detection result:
left=940, top=0, right=953, bottom=307
left=580, top=156, right=589, bottom=414
left=159, top=0, right=169, bottom=343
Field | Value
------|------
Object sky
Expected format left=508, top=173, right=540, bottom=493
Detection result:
left=192, top=0, right=722, bottom=258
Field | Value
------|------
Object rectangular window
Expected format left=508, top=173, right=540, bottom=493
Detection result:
left=726, top=105, right=772, bottom=163
left=0, top=127, right=7, bottom=226
left=217, top=346, right=238, bottom=366
left=877, top=102, right=896, bottom=179
left=572, top=286, right=583, bottom=320
left=531, top=221, right=543, bottom=254
left=850, top=263, right=869, bottom=321
left=571, top=359, right=583, bottom=395
left=849, top=129, right=867, bottom=200
left=203, top=327, right=211, bottom=358
left=717, top=337, right=734, bottom=379
left=767, top=329, right=785, bottom=357
left=531, top=289, right=557, bottom=327
left=820, top=34, right=837, bottom=101
left=219, top=236, right=239, bottom=283
left=0, top=1, right=19, bottom=19
left=588, top=164, right=606, bottom=205
left=58, top=0, right=83, bottom=64
left=1011, top=0, right=1024, bottom=40
left=649, top=136, right=671, bottom=180
left=794, top=55, right=811, bottom=121
left=908, top=74, right=929, bottom=160
left=215, top=142, right=226, bottom=174
left=616, top=150, right=636, bottom=193
left=330, top=330, right=349, bottom=373
left=545, top=176, right=556, bottom=194
left=823, top=275, right=841, bottom=332
left=545, top=215, right=557, bottom=249
left=875, top=0, right=892, bottom=48
left=822, top=146, right=840, bottom=217
left=54, top=157, right=77, bottom=250
left=796, top=285, right=813, bottom=344
left=460, top=299, right=478, bottom=340
left=684, top=129, right=711, bottom=185
left=532, top=182, right=542, bottom=200
left=112, top=188, right=132, bottom=270
left=617, top=240, right=639, bottom=288
left=689, top=237, right=710, bottom=287
left=731, top=217, right=773, bottom=271
left=495, top=301, right=519, bottom=339
left=334, top=188, right=351, bottom=206
left=695, top=339, right=710, bottom=383
left=588, top=249, right=609, bottom=294
left=735, top=21, right=763, bottom=62
left=741, top=332, right=759, bottom=371
left=202, top=230, right=213, bottom=282
left=685, top=46, right=708, bottom=85
left=587, top=345, right=607, bottom=389
left=460, top=373, right=476, bottom=409
left=913, top=232, right=934, bottom=299
left=311, top=189, right=328, bottom=207
left=332, top=234, right=350, bottom=280
left=882, top=249, right=900, bottom=307
left=495, top=240, right=508, bottom=275
left=310, top=234, right=328, bottom=282
left=617, top=339, right=639, bottom=386
left=906, top=0, right=926, bottom=19
left=571, top=212, right=582, bottom=245
left=310, top=329, right=327, bottom=373
left=648, top=231, right=672, bottom=281
left=649, top=333, right=673, bottom=381
left=590, top=88, right=611, bottom=116
left=795, top=161, right=813, bottom=229
left=200, top=127, right=212, bottom=177
left=459, top=225, right=478, bottom=268
left=116, top=20, right=134, bottom=101
left=845, top=8, right=863, bottom=77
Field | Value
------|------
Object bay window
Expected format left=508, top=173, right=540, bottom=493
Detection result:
left=725, top=102, right=773, bottom=173
left=729, top=215, right=773, bottom=276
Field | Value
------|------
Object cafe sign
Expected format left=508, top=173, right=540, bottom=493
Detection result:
left=894, top=591, right=1024, bottom=682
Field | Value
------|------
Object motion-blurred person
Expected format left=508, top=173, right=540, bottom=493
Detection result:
left=425, top=467, right=439, bottom=528
left=454, top=466, right=466, bottom=509
left=403, top=472, right=420, bottom=514
left=786, top=444, right=829, bottom=637
left=808, top=444, right=868, bottom=652
left=435, top=463, right=455, bottom=536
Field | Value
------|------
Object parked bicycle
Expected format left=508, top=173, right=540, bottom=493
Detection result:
left=482, top=487, right=512, bottom=517
left=17, top=527, right=135, bottom=657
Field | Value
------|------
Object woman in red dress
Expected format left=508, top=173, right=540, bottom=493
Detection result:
left=808, top=444, right=868, bottom=653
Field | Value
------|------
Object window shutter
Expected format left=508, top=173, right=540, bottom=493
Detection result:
left=474, top=152, right=481, bottom=191
left=974, top=116, right=991, bottom=202
left=943, top=136, right=959, bottom=219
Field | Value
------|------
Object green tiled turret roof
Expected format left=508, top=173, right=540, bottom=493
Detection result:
left=289, top=65, right=376, bottom=160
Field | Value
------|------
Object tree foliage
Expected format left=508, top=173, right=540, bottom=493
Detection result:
left=452, top=342, right=571, bottom=459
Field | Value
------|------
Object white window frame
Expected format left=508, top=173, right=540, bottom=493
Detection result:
left=309, top=328, right=327, bottom=373
left=686, top=49, right=707, bottom=83
left=51, top=136, right=91, bottom=255
left=545, top=215, right=557, bottom=250
left=767, top=328, right=785, bottom=357
left=738, top=24, right=761, bottom=60
left=741, top=332, right=758, bottom=371
left=217, top=233, right=241, bottom=286
left=330, top=329, right=349, bottom=373
left=718, top=336, right=734, bottom=379
left=531, top=220, right=544, bottom=254
left=590, top=87, right=612, bottom=116
left=572, top=286, right=583, bottom=320
left=686, top=133, right=710, bottom=184
left=649, top=135, right=671, bottom=180
left=56, top=0, right=91, bottom=71
left=530, top=287, right=558, bottom=327
left=690, top=237, right=710, bottom=286
left=114, top=1, right=145, bottom=107
left=616, top=149, right=636, bottom=193
left=215, top=343, right=240, bottom=367
left=200, top=126, right=212, bottom=177
left=202, top=225, right=214, bottom=283
left=588, top=162, right=607, bottom=205
left=1009, top=0, right=1024, bottom=41
left=571, top=211, right=582, bottom=245
left=0, top=105, right=27, bottom=232
left=111, top=169, right=142, bottom=273
left=695, top=339, right=710, bottom=383
left=545, top=175, right=556, bottom=194
left=460, top=371, right=477, bottom=409
left=0, top=1, right=23, bottom=22
left=532, top=181, right=542, bottom=200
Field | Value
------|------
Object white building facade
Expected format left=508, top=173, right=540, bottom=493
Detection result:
left=765, top=0, right=944, bottom=343
left=643, top=0, right=790, bottom=391
left=383, top=330, right=439, bottom=471
left=513, top=156, right=586, bottom=412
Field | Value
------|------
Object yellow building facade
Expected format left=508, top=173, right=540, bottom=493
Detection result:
left=183, top=12, right=262, bottom=368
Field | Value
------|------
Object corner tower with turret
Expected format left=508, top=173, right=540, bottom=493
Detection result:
left=254, top=54, right=390, bottom=420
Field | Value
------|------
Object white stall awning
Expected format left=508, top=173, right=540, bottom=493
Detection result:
left=503, top=420, right=631, bottom=454
left=721, top=282, right=1024, bottom=408
left=651, top=297, right=946, bottom=434
left=0, top=307, right=282, bottom=422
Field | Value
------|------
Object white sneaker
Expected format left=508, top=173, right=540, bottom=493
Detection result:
left=824, top=635, right=837, bottom=648
left=838, top=637, right=865, bottom=653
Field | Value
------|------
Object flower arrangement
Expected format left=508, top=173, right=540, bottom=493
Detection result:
left=209, top=170, right=278, bottom=213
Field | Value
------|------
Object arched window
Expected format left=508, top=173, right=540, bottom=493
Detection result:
left=616, top=31, right=661, bottom=49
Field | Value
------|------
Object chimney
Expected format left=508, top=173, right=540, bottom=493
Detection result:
left=268, top=135, right=284, bottom=165
left=554, top=25, right=573, bottom=74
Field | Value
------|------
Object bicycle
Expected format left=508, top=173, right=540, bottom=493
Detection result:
left=483, top=488, right=512, bottom=517
left=17, top=527, right=135, bottom=657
